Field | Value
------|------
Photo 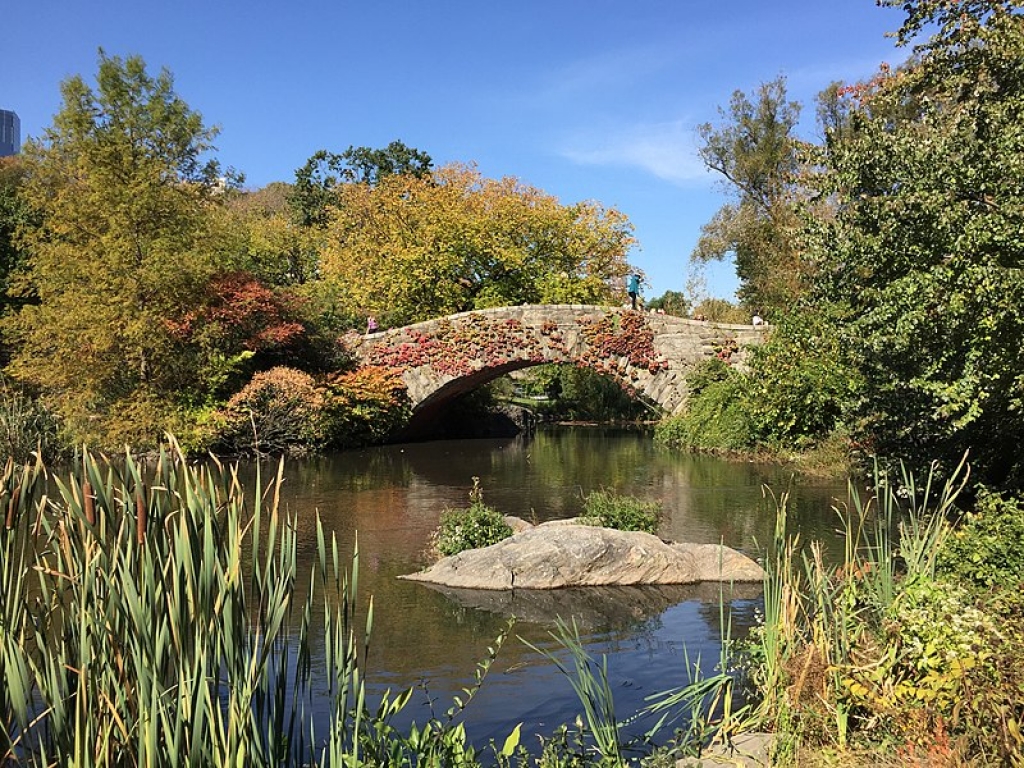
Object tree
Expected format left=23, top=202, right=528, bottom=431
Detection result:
left=4, top=52, right=231, bottom=445
left=223, top=183, right=318, bottom=286
left=319, top=163, right=636, bottom=325
left=805, top=0, right=1024, bottom=487
left=692, top=78, right=811, bottom=314
left=338, top=140, right=433, bottom=186
left=646, top=290, right=690, bottom=317
left=0, top=156, right=36, bottom=316
left=289, top=141, right=433, bottom=228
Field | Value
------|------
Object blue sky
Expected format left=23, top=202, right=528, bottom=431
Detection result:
left=3, top=1, right=909, bottom=301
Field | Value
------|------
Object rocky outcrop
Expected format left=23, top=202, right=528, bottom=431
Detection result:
left=400, top=521, right=765, bottom=590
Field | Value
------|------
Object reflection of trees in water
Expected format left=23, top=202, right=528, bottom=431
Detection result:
left=653, top=450, right=850, bottom=559
left=224, top=428, right=850, bottom=742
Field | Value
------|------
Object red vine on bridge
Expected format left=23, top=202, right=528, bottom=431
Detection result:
left=575, top=311, right=668, bottom=378
left=365, top=309, right=668, bottom=382
left=367, top=315, right=550, bottom=376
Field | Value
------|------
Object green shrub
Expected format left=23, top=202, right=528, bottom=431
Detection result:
left=580, top=489, right=660, bottom=534
left=936, top=490, right=1024, bottom=592
left=744, top=308, right=861, bottom=447
left=320, top=365, right=410, bottom=449
left=434, top=478, right=513, bottom=557
left=655, top=359, right=753, bottom=451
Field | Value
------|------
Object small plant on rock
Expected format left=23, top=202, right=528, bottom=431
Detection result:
left=580, top=489, right=661, bottom=534
left=434, top=477, right=513, bottom=557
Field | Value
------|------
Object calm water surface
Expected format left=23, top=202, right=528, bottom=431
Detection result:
left=246, top=426, right=850, bottom=751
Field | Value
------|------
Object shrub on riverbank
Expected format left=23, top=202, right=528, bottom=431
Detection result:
left=746, top=459, right=1024, bottom=765
left=655, top=359, right=753, bottom=452
left=211, top=364, right=410, bottom=456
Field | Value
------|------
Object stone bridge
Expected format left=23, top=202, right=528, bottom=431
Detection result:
left=349, top=305, right=766, bottom=436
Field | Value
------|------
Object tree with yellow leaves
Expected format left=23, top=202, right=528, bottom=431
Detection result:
left=319, top=162, right=637, bottom=325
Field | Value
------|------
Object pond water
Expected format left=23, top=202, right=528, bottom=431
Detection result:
left=244, top=426, right=850, bottom=754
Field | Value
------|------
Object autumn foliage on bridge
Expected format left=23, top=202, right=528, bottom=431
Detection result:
left=365, top=309, right=668, bottom=384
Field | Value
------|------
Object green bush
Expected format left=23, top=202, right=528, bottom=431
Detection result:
left=936, top=490, right=1024, bottom=592
left=434, top=478, right=513, bottom=557
left=580, top=489, right=660, bottom=534
left=320, top=365, right=410, bottom=449
left=655, top=359, right=753, bottom=451
left=743, top=309, right=861, bottom=447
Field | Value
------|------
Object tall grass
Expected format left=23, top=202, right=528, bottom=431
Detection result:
left=0, top=439, right=510, bottom=767
left=0, top=380, right=65, bottom=463
left=748, top=456, right=975, bottom=760
left=526, top=601, right=752, bottom=765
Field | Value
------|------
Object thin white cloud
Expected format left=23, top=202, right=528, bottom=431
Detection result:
left=560, top=119, right=711, bottom=185
left=542, top=45, right=679, bottom=101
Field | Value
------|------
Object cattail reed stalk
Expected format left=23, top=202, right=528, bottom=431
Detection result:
left=83, top=480, right=95, bottom=526
left=136, top=489, right=146, bottom=545
left=5, top=484, right=18, bottom=529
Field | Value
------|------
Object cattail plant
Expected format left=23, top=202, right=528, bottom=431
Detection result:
left=0, top=438, right=522, bottom=767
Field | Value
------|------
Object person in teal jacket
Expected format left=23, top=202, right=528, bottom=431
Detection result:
left=626, top=274, right=640, bottom=309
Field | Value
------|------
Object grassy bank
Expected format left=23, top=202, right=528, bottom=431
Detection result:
left=744, top=457, right=1024, bottom=765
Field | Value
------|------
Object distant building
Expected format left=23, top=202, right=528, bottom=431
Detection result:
left=0, top=110, right=21, bottom=157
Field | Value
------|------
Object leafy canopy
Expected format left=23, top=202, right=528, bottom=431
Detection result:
left=804, top=0, right=1024, bottom=487
left=5, top=52, right=234, bottom=445
left=693, top=77, right=810, bottom=314
left=289, top=141, right=433, bottom=228
left=319, top=162, right=636, bottom=325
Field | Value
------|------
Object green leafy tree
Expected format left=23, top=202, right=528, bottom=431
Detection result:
left=646, top=290, right=690, bottom=317
left=4, top=52, right=231, bottom=446
left=693, top=78, right=810, bottom=314
left=289, top=141, right=433, bottom=228
left=0, top=157, right=38, bottom=317
left=223, top=182, right=318, bottom=286
left=805, top=0, right=1024, bottom=487
left=338, top=140, right=433, bottom=186
left=745, top=307, right=862, bottom=446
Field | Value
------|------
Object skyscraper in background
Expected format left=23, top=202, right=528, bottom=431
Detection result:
left=0, top=110, right=21, bottom=156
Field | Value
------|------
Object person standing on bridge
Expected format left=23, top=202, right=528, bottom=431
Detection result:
left=627, top=273, right=641, bottom=310
left=366, top=315, right=379, bottom=334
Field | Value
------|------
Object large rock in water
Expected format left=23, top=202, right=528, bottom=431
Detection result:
left=400, top=522, right=765, bottom=590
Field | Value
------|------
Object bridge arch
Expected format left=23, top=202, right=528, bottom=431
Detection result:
left=350, top=305, right=765, bottom=437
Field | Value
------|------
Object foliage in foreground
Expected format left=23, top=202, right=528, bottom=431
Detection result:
left=0, top=377, right=65, bottom=463
left=747, top=458, right=1024, bottom=765
left=0, top=442, right=520, bottom=766
left=0, top=442, right=744, bottom=767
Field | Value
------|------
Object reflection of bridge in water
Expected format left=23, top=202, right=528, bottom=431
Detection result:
left=351, top=304, right=767, bottom=437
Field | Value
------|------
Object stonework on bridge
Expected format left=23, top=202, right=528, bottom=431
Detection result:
left=348, top=305, right=766, bottom=435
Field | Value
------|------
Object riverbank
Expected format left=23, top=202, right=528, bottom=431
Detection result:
left=737, top=458, right=1024, bottom=765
